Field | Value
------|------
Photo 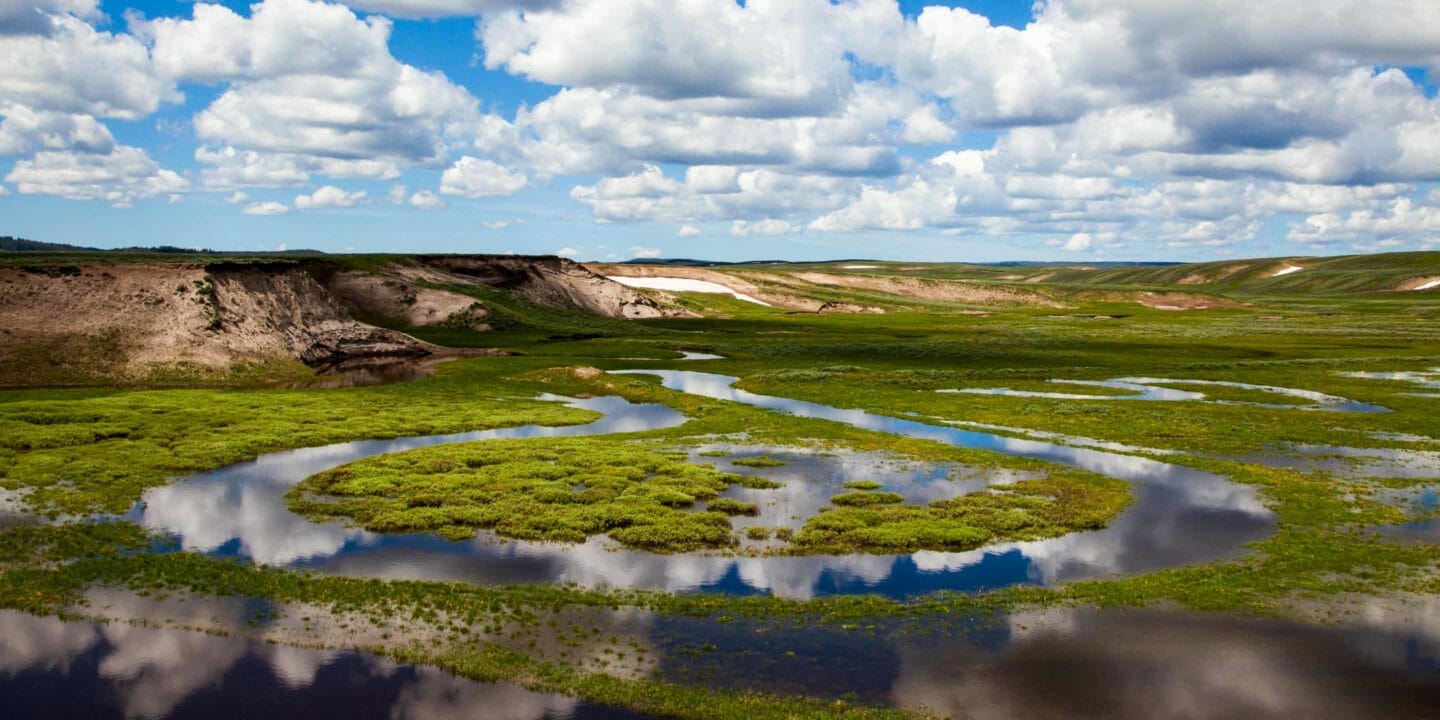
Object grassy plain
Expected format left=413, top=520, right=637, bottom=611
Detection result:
left=3, top=257, right=1440, bottom=718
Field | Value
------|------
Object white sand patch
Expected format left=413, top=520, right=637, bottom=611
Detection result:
left=840, top=265, right=880, bottom=269
left=1271, top=265, right=1305, bottom=277
left=1415, top=279, right=1440, bottom=291
left=606, top=276, right=771, bottom=306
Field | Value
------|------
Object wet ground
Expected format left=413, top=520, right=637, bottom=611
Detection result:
left=9, top=602, right=1440, bottom=720
left=133, top=371, right=1273, bottom=599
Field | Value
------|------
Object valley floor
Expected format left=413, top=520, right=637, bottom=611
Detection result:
left=4, top=279, right=1440, bottom=719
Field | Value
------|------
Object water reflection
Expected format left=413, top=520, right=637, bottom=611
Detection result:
left=648, top=603, right=1440, bottom=718
left=1243, top=444, right=1440, bottom=479
left=138, top=371, right=1273, bottom=600
left=0, top=610, right=634, bottom=720
left=292, top=356, right=451, bottom=389
left=888, top=608, right=1440, bottom=720
left=944, top=377, right=1388, bottom=413
left=135, top=395, right=687, bottom=565
left=1339, top=368, right=1440, bottom=398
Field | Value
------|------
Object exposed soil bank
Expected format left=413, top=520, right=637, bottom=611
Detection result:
left=0, top=255, right=689, bottom=385
left=423, top=256, right=686, bottom=319
left=0, top=262, right=434, bottom=382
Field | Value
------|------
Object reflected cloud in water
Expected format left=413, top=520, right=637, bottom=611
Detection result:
left=944, top=377, right=1388, bottom=413
left=0, top=609, right=628, bottom=720
left=138, top=371, right=1274, bottom=600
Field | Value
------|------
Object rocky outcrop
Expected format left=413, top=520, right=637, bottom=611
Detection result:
left=422, top=256, right=688, bottom=319
left=0, top=262, right=434, bottom=381
left=317, top=270, right=490, bottom=331
left=207, top=263, right=435, bottom=364
left=588, top=263, right=888, bottom=313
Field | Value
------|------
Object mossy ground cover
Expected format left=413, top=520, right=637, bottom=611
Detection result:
left=3, top=284, right=1440, bottom=718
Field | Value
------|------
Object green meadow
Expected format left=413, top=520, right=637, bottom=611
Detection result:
left=3, top=254, right=1440, bottom=719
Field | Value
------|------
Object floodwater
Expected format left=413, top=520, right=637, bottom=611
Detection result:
left=651, top=605, right=1440, bottom=719
left=945, top=377, right=1388, bottom=412
left=0, top=610, right=648, bottom=720
left=1242, top=444, right=1440, bottom=479
left=11, top=602, right=1440, bottom=720
left=292, top=355, right=451, bottom=388
left=137, top=371, right=1273, bottom=599
left=1339, top=368, right=1440, bottom=398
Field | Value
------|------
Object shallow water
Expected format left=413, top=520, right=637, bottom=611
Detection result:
left=945, top=376, right=1388, bottom=413
left=1339, top=368, right=1440, bottom=394
left=1243, top=444, right=1440, bottom=479
left=135, top=371, right=1273, bottom=600
left=291, top=355, right=451, bottom=388
left=0, top=610, right=645, bottom=720
left=651, top=605, right=1440, bottom=719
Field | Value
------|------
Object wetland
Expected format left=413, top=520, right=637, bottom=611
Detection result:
left=5, top=251, right=1440, bottom=718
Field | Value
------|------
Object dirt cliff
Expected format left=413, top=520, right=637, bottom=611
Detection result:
left=419, top=256, right=686, bottom=319
left=0, top=262, right=433, bottom=383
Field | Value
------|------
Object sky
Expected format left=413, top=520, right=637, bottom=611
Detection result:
left=2, top=0, right=1439, bottom=262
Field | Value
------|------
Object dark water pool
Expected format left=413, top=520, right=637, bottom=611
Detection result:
left=0, top=610, right=650, bottom=720
left=649, top=605, right=1440, bottom=719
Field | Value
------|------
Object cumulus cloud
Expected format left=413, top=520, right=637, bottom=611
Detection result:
left=730, top=219, right=798, bottom=237
left=136, top=0, right=481, bottom=185
left=241, top=200, right=288, bottom=215
left=440, top=156, right=527, bottom=197
left=409, top=189, right=446, bottom=209
left=678, top=224, right=701, bottom=237
left=294, top=185, right=367, bottom=210
left=4, top=145, right=186, bottom=207
left=628, top=245, right=661, bottom=258
left=554, top=246, right=579, bottom=257
left=6, top=0, right=1440, bottom=255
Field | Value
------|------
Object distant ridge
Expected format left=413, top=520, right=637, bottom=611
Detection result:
left=0, top=237, right=322, bottom=255
left=623, top=256, right=1182, bottom=267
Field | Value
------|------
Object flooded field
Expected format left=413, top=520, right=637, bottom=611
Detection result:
left=5, top=267, right=1440, bottom=720
left=0, top=610, right=646, bottom=720
left=134, top=371, right=1272, bottom=598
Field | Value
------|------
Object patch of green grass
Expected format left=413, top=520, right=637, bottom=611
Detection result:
left=0, top=358, right=601, bottom=515
left=731, top=457, right=788, bottom=468
left=707, top=497, right=760, bottom=516
left=290, top=437, right=765, bottom=552
left=795, top=471, right=1129, bottom=554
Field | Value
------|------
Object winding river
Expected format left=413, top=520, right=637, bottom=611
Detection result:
left=135, top=370, right=1275, bottom=600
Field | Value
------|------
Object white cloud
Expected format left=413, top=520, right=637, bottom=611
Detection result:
left=439, top=156, right=527, bottom=198
left=293, top=185, right=366, bottom=210
left=336, top=0, right=552, bottom=20
left=678, top=224, right=701, bottom=237
left=4, top=145, right=187, bottom=207
left=408, top=190, right=446, bottom=209
left=555, top=246, right=579, bottom=257
left=241, top=201, right=288, bottom=216
left=481, top=220, right=509, bottom=229
left=138, top=0, right=481, bottom=182
left=386, top=183, right=407, bottom=204
left=628, top=245, right=661, bottom=258
left=225, top=190, right=249, bottom=204
left=1062, top=232, right=1094, bottom=252
left=1288, top=194, right=1440, bottom=247
left=730, top=219, right=797, bottom=237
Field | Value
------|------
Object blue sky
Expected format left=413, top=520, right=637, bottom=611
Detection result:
left=3, top=0, right=1439, bottom=261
